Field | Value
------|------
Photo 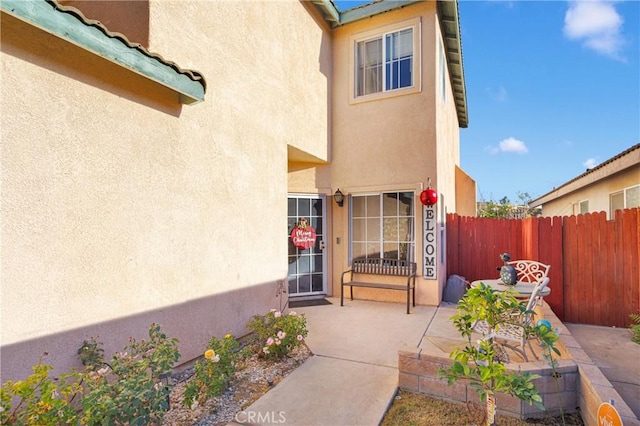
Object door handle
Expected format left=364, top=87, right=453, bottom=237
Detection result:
left=319, top=240, right=326, bottom=250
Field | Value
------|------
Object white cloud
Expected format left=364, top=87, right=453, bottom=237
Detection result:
left=487, top=0, right=516, bottom=8
left=564, top=1, right=626, bottom=61
left=486, top=137, right=529, bottom=155
left=486, top=85, right=508, bottom=102
left=583, top=157, right=599, bottom=169
left=499, top=137, right=529, bottom=154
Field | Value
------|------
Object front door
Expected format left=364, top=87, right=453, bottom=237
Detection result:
left=287, top=195, right=326, bottom=297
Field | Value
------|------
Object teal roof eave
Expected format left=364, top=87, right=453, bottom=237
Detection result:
left=1, top=0, right=205, bottom=105
left=311, top=0, right=340, bottom=26
left=437, top=0, right=468, bottom=128
left=340, top=1, right=423, bottom=25
left=313, top=0, right=422, bottom=27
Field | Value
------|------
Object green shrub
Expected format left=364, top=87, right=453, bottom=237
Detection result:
left=77, top=336, right=105, bottom=369
left=631, top=313, right=640, bottom=344
left=80, top=323, right=180, bottom=425
left=247, top=309, right=308, bottom=359
left=182, top=334, right=239, bottom=408
left=0, top=355, right=82, bottom=425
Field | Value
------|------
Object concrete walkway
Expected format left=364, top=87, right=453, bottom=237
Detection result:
left=565, top=323, right=640, bottom=419
left=232, top=298, right=639, bottom=425
left=232, top=298, right=437, bottom=426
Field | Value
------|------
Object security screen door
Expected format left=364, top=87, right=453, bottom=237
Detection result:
left=287, top=195, right=326, bottom=296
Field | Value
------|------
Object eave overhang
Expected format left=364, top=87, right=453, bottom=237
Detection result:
left=1, top=0, right=206, bottom=105
left=437, top=0, right=468, bottom=128
left=311, top=0, right=468, bottom=128
left=530, top=143, right=640, bottom=207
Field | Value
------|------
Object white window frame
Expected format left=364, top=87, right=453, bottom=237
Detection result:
left=572, top=200, right=589, bottom=215
left=610, top=184, right=640, bottom=218
left=579, top=200, right=589, bottom=214
left=349, top=191, right=416, bottom=263
left=349, top=17, right=422, bottom=104
left=624, top=185, right=640, bottom=208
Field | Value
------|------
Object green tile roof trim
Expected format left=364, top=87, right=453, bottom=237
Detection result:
left=1, top=0, right=206, bottom=105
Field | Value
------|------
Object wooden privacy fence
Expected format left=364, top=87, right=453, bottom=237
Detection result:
left=446, top=208, right=639, bottom=327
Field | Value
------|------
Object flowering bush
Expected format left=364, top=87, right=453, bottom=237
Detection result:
left=0, top=356, right=82, bottom=425
left=182, top=334, right=239, bottom=408
left=1, top=324, right=179, bottom=426
left=80, top=323, right=180, bottom=425
left=247, top=309, right=308, bottom=359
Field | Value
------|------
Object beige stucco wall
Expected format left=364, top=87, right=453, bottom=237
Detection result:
left=434, top=12, right=464, bottom=300
left=455, top=166, right=477, bottom=217
left=538, top=167, right=640, bottom=218
left=1, top=0, right=330, bottom=381
left=322, top=1, right=459, bottom=306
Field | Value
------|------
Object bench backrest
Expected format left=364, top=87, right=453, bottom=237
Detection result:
left=352, top=258, right=416, bottom=276
left=508, top=260, right=550, bottom=284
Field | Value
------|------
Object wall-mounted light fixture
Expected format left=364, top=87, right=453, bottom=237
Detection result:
left=333, top=189, right=344, bottom=207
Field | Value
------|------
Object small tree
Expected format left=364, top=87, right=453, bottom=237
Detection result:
left=439, top=284, right=560, bottom=426
left=478, top=192, right=539, bottom=219
left=478, top=197, right=513, bottom=218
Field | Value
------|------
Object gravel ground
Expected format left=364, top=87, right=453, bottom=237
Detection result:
left=162, top=344, right=312, bottom=426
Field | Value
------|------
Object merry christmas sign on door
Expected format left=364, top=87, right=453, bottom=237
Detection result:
left=291, top=218, right=316, bottom=249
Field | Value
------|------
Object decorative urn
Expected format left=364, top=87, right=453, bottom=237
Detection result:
left=499, top=253, right=517, bottom=285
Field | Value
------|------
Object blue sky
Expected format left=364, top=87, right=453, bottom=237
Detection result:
left=334, top=0, right=640, bottom=203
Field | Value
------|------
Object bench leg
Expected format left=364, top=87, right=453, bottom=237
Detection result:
left=340, top=284, right=344, bottom=306
left=406, top=290, right=410, bottom=314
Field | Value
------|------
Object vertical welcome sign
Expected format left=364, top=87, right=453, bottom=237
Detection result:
left=423, top=204, right=437, bottom=279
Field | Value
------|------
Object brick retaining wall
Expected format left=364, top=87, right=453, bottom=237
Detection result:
left=398, top=303, right=640, bottom=425
left=398, top=347, right=578, bottom=419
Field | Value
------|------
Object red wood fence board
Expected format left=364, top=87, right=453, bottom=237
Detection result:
left=563, top=215, right=577, bottom=323
left=445, top=209, right=639, bottom=327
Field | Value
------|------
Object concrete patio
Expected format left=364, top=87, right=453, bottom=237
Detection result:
left=233, top=297, right=639, bottom=426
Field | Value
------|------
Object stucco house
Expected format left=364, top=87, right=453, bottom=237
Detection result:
left=1, top=0, right=473, bottom=382
left=530, top=143, right=639, bottom=218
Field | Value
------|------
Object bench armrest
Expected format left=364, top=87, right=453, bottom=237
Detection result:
left=341, top=269, right=354, bottom=284
left=406, top=271, right=416, bottom=287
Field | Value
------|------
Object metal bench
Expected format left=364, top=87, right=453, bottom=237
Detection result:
left=340, top=258, right=417, bottom=314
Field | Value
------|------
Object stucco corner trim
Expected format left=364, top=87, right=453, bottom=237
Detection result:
left=1, top=0, right=206, bottom=105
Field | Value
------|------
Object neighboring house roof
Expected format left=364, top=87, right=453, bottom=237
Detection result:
left=530, top=143, right=640, bottom=207
left=1, top=0, right=206, bottom=104
left=311, top=0, right=468, bottom=128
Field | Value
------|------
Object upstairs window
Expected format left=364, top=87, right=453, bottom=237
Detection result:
left=356, top=28, right=413, bottom=96
left=351, top=18, right=421, bottom=103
